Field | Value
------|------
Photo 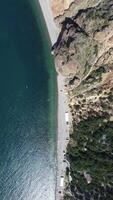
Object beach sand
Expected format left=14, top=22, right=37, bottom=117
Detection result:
left=56, top=75, right=70, bottom=200
left=38, top=1, right=70, bottom=199
left=38, top=0, right=59, bottom=45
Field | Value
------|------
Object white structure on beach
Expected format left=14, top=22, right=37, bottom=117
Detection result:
left=60, top=177, right=64, bottom=187
left=65, top=112, right=69, bottom=124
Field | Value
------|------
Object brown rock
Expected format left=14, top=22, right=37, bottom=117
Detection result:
left=51, top=0, right=74, bottom=18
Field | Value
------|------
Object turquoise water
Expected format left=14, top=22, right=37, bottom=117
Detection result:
left=0, top=0, right=56, bottom=199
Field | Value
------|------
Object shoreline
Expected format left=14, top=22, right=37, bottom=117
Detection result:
left=38, top=0, right=59, bottom=45
left=56, top=75, right=70, bottom=200
left=38, top=1, right=70, bottom=199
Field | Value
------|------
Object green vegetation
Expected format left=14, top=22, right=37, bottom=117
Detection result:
left=87, top=9, right=104, bottom=20
left=85, top=47, right=92, bottom=57
left=84, top=66, right=106, bottom=84
left=87, top=4, right=112, bottom=22
left=94, top=45, right=98, bottom=56
left=66, top=115, right=113, bottom=199
left=108, top=90, right=113, bottom=102
left=83, top=62, right=91, bottom=77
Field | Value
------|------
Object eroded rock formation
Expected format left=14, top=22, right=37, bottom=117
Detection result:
left=51, top=0, right=74, bottom=18
left=52, top=0, right=113, bottom=123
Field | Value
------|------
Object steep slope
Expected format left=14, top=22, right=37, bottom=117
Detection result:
left=51, top=0, right=74, bottom=18
left=52, top=0, right=113, bottom=199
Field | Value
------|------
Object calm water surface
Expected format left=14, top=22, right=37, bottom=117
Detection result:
left=0, top=0, right=56, bottom=199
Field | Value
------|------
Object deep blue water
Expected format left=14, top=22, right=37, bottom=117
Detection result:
left=0, top=0, right=56, bottom=199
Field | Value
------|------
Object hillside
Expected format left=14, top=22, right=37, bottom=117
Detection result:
left=51, top=0, right=113, bottom=199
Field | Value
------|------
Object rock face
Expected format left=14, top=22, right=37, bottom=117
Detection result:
left=52, top=0, right=113, bottom=118
left=52, top=0, right=113, bottom=199
left=51, top=0, right=74, bottom=18
left=51, top=0, right=101, bottom=25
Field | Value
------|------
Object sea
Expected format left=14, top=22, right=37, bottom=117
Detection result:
left=0, top=0, right=57, bottom=199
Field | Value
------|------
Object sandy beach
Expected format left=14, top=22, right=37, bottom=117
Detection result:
left=38, top=0, right=59, bottom=45
left=56, top=75, right=70, bottom=200
left=38, top=1, right=70, bottom=199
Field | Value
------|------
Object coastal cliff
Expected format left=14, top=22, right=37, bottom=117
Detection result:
left=51, top=0, right=113, bottom=199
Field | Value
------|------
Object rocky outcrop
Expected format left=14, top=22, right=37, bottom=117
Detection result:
left=51, top=0, right=102, bottom=26
left=52, top=0, right=113, bottom=199
left=52, top=0, right=113, bottom=117
left=51, top=0, right=74, bottom=18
